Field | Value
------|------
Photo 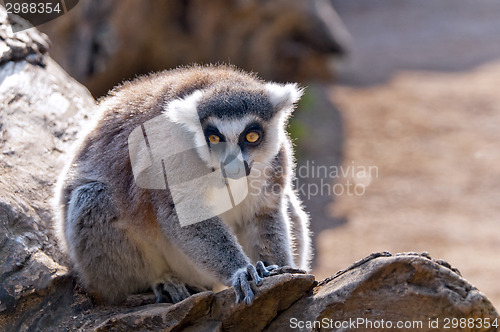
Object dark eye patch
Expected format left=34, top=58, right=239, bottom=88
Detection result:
left=203, top=124, right=226, bottom=145
left=239, top=122, right=264, bottom=147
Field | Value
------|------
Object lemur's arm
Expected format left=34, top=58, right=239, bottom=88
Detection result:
left=253, top=205, right=296, bottom=268
left=153, top=200, right=273, bottom=304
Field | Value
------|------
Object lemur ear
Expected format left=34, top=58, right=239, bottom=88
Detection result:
left=164, top=90, right=203, bottom=131
left=265, top=83, right=304, bottom=114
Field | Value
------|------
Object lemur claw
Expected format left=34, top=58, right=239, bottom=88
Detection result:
left=256, top=261, right=278, bottom=277
left=232, top=261, right=278, bottom=304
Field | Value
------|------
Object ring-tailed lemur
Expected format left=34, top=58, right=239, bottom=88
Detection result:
left=53, top=64, right=311, bottom=305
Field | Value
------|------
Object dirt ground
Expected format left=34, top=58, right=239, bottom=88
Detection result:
left=310, top=0, right=500, bottom=310
left=312, top=61, right=500, bottom=309
left=330, top=0, right=500, bottom=86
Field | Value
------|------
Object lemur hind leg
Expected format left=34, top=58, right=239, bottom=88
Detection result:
left=65, top=182, right=153, bottom=304
left=152, top=275, right=196, bottom=303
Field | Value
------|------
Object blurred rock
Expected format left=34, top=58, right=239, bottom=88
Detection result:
left=39, top=0, right=351, bottom=96
left=0, top=8, right=497, bottom=332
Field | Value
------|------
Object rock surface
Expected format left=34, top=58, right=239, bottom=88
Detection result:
left=0, top=7, right=498, bottom=332
left=268, top=252, right=499, bottom=331
left=0, top=9, right=49, bottom=66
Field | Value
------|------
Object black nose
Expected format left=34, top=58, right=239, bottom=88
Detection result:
left=221, top=155, right=251, bottom=179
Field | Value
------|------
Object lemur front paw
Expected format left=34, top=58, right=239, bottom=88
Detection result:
left=232, top=261, right=277, bottom=305
left=153, top=276, right=191, bottom=303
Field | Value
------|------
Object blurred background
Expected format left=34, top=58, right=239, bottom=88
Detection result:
left=38, top=0, right=500, bottom=308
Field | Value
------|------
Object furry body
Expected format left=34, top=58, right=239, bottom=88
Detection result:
left=53, top=65, right=311, bottom=304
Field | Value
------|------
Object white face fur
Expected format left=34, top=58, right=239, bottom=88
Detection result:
left=164, top=83, right=303, bottom=176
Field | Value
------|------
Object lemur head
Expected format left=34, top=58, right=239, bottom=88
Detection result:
left=165, top=82, right=303, bottom=178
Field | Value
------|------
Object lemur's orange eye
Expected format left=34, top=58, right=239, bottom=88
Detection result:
left=208, top=134, right=220, bottom=144
left=246, top=132, right=260, bottom=143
